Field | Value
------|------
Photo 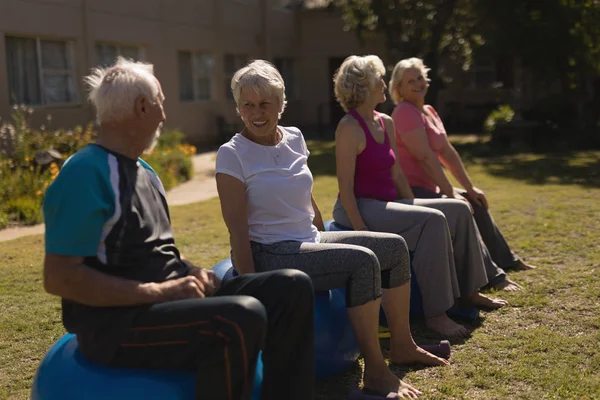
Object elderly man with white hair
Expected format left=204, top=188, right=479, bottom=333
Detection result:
left=42, top=57, right=315, bottom=400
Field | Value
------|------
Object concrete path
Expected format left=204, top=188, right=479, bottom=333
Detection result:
left=0, top=150, right=219, bottom=243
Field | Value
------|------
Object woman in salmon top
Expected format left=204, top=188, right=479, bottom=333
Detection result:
left=388, top=58, right=536, bottom=286
left=332, top=55, right=508, bottom=340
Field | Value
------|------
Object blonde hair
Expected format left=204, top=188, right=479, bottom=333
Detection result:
left=333, top=55, right=386, bottom=111
left=231, top=60, right=287, bottom=118
left=84, top=57, right=160, bottom=124
left=388, top=57, right=431, bottom=104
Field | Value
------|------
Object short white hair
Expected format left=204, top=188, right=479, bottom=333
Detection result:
left=84, top=57, right=160, bottom=124
left=333, top=55, right=386, bottom=111
left=231, top=60, right=287, bottom=118
left=388, top=57, right=431, bottom=104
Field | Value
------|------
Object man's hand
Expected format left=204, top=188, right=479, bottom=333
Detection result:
left=155, top=268, right=221, bottom=302
left=465, top=187, right=489, bottom=209
left=188, top=267, right=221, bottom=295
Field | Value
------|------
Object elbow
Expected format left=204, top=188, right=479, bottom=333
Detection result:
left=414, top=152, right=431, bottom=163
left=42, top=260, right=66, bottom=298
left=337, top=182, right=354, bottom=197
left=43, top=269, right=60, bottom=297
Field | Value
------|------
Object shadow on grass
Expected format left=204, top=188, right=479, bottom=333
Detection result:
left=480, top=153, right=600, bottom=188
left=307, top=138, right=600, bottom=188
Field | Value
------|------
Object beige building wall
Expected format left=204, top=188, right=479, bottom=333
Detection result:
left=296, top=8, right=389, bottom=132
left=0, top=0, right=290, bottom=146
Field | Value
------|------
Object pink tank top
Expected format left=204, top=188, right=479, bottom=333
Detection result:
left=349, top=109, right=398, bottom=202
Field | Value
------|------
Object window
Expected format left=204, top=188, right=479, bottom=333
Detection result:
left=6, top=36, right=78, bottom=105
left=95, top=43, right=145, bottom=67
left=274, top=58, right=296, bottom=99
left=224, top=54, right=248, bottom=101
left=178, top=51, right=214, bottom=101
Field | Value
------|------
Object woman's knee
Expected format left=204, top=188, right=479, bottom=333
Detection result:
left=386, top=233, right=409, bottom=261
left=346, top=248, right=382, bottom=307
left=425, top=207, right=449, bottom=229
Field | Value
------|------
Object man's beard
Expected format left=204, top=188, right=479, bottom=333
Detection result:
left=144, top=124, right=162, bottom=154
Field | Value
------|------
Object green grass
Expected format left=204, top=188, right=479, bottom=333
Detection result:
left=1, top=137, right=599, bottom=399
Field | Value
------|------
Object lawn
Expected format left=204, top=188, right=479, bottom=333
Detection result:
left=0, top=137, right=599, bottom=399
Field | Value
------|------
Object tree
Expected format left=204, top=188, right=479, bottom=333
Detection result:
left=474, top=0, right=600, bottom=131
left=335, top=0, right=600, bottom=135
left=336, top=0, right=482, bottom=106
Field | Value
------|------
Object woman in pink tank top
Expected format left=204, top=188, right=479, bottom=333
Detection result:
left=332, top=55, right=509, bottom=340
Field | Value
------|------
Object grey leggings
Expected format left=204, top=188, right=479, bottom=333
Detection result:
left=239, top=231, right=411, bottom=308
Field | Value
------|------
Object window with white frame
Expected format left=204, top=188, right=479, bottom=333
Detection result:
left=224, top=54, right=248, bottom=101
left=178, top=51, right=214, bottom=101
left=95, top=43, right=145, bottom=67
left=274, top=58, right=296, bottom=99
left=5, top=36, right=78, bottom=105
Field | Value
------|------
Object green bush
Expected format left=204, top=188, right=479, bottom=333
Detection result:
left=0, top=109, right=195, bottom=227
left=483, top=104, right=515, bottom=134
left=145, top=144, right=194, bottom=191
left=4, top=197, right=42, bottom=226
left=0, top=212, right=8, bottom=230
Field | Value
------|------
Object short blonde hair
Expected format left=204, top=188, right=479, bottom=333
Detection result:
left=231, top=60, right=287, bottom=118
left=84, top=57, right=160, bottom=124
left=333, top=55, right=386, bottom=111
left=388, top=57, right=431, bottom=104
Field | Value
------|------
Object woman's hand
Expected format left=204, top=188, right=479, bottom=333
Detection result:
left=465, top=187, right=489, bottom=209
left=453, top=192, right=474, bottom=214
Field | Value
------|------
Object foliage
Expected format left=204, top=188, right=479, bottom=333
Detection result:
left=0, top=108, right=195, bottom=228
left=483, top=105, right=515, bottom=134
left=335, top=0, right=482, bottom=106
left=144, top=130, right=196, bottom=191
left=334, top=0, right=600, bottom=133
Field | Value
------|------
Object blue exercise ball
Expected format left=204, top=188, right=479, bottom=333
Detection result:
left=212, top=259, right=359, bottom=381
left=32, top=327, right=262, bottom=400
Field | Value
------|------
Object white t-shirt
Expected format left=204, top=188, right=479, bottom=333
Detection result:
left=215, top=126, right=320, bottom=244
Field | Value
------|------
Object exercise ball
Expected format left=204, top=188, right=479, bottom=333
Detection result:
left=32, top=324, right=262, bottom=400
left=212, top=259, right=360, bottom=380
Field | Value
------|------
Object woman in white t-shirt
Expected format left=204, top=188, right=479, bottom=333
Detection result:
left=216, top=60, right=445, bottom=399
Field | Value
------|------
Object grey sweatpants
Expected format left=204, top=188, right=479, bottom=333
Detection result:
left=412, top=186, right=519, bottom=278
left=333, top=197, right=489, bottom=318
left=240, top=231, right=411, bottom=308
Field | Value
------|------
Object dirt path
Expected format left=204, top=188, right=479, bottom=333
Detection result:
left=0, top=151, right=218, bottom=243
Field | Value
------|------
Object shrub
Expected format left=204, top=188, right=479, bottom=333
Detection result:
left=483, top=105, right=515, bottom=134
left=0, top=109, right=195, bottom=227
left=0, top=212, right=8, bottom=230
left=4, top=197, right=43, bottom=226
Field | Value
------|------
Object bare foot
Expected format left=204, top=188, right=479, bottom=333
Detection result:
left=492, top=278, right=523, bottom=292
left=515, top=259, right=537, bottom=270
left=363, top=369, right=422, bottom=399
left=425, top=314, right=470, bottom=337
left=391, top=343, right=449, bottom=366
left=470, top=292, right=508, bottom=309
